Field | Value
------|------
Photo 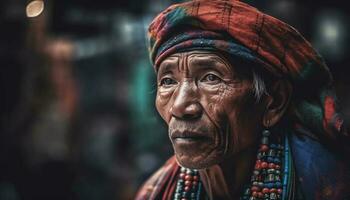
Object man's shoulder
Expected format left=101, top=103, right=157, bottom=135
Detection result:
left=135, top=156, right=178, bottom=200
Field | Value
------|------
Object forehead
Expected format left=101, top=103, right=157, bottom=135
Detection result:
left=158, top=50, right=233, bottom=72
left=161, top=50, right=229, bottom=63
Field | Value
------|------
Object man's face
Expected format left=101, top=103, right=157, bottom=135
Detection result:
left=156, top=50, right=264, bottom=169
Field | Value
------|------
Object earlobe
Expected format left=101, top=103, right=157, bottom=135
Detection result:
left=262, top=80, right=292, bottom=127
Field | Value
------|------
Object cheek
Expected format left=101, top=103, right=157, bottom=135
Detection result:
left=199, top=84, right=226, bottom=127
left=224, top=87, right=261, bottom=151
left=200, top=83, right=247, bottom=130
left=199, top=83, right=257, bottom=155
left=156, top=89, right=174, bottom=123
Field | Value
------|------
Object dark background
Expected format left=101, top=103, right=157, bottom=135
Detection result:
left=0, top=0, right=349, bottom=199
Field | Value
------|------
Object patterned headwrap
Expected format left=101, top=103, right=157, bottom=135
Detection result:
left=147, top=0, right=349, bottom=150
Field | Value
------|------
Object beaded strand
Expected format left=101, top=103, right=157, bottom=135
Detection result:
left=173, top=167, right=201, bottom=200
left=241, top=130, right=290, bottom=200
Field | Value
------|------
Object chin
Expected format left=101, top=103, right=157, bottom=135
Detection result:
left=174, top=149, right=225, bottom=169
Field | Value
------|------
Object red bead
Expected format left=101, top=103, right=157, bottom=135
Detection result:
left=260, top=144, right=269, bottom=152
left=179, top=173, right=185, bottom=179
left=261, top=162, right=268, bottom=169
left=193, top=175, right=199, bottom=181
left=192, top=181, right=198, bottom=186
left=268, top=163, right=275, bottom=169
left=255, top=163, right=261, bottom=170
left=252, top=191, right=258, bottom=197
left=185, top=181, right=192, bottom=186
left=184, top=186, right=191, bottom=192
left=258, top=192, right=264, bottom=198
left=251, top=186, right=259, bottom=192
left=275, top=165, right=281, bottom=169
left=185, top=175, right=193, bottom=181
left=262, top=188, right=269, bottom=194
left=270, top=188, right=277, bottom=193
left=277, top=189, right=283, bottom=194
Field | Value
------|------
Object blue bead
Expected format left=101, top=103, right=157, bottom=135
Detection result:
left=274, top=158, right=281, bottom=163
left=267, top=157, right=273, bottom=162
left=275, top=182, right=282, bottom=188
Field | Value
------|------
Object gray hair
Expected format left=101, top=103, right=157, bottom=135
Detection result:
left=252, top=69, right=268, bottom=102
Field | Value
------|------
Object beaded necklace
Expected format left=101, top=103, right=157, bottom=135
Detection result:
left=173, top=167, right=201, bottom=200
left=173, top=131, right=293, bottom=200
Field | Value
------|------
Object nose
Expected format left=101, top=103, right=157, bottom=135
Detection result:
left=171, top=81, right=202, bottom=120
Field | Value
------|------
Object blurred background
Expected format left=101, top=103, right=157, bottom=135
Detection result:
left=0, top=0, right=349, bottom=199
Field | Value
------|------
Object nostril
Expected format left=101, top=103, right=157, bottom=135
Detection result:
left=183, top=113, right=201, bottom=120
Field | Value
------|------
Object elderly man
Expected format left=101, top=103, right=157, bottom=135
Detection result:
left=136, top=0, right=350, bottom=199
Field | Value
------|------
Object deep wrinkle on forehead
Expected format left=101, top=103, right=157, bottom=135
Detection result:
left=188, top=53, right=234, bottom=77
left=157, top=51, right=234, bottom=79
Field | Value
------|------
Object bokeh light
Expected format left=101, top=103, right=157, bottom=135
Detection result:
left=26, top=0, right=44, bottom=18
left=312, top=10, right=348, bottom=61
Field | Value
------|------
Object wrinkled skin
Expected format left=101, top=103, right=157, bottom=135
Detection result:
left=155, top=50, right=266, bottom=169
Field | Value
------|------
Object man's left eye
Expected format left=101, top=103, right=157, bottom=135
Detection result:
left=201, top=74, right=222, bottom=83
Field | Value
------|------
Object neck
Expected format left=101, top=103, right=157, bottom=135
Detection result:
left=219, top=146, right=257, bottom=199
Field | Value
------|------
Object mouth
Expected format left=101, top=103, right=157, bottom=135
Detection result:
left=171, top=131, right=211, bottom=143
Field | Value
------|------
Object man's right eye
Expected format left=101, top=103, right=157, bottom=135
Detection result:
left=160, top=78, right=177, bottom=86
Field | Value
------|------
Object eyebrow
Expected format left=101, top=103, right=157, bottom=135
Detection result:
left=157, top=58, right=178, bottom=76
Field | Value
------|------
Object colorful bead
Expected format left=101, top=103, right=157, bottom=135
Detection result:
left=185, top=175, right=192, bottom=181
left=179, top=173, right=185, bottom=179
left=262, top=130, right=270, bottom=136
left=255, top=163, right=261, bottom=170
left=251, top=186, right=259, bottom=192
left=262, top=188, right=269, bottom=194
left=260, top=145, right=269, bottom=152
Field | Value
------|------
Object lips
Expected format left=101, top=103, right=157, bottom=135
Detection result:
left=171, top=130, right=210, bottom=141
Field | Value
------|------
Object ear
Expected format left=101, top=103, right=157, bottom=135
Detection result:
left=262, top=80, right=292, bottom=127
